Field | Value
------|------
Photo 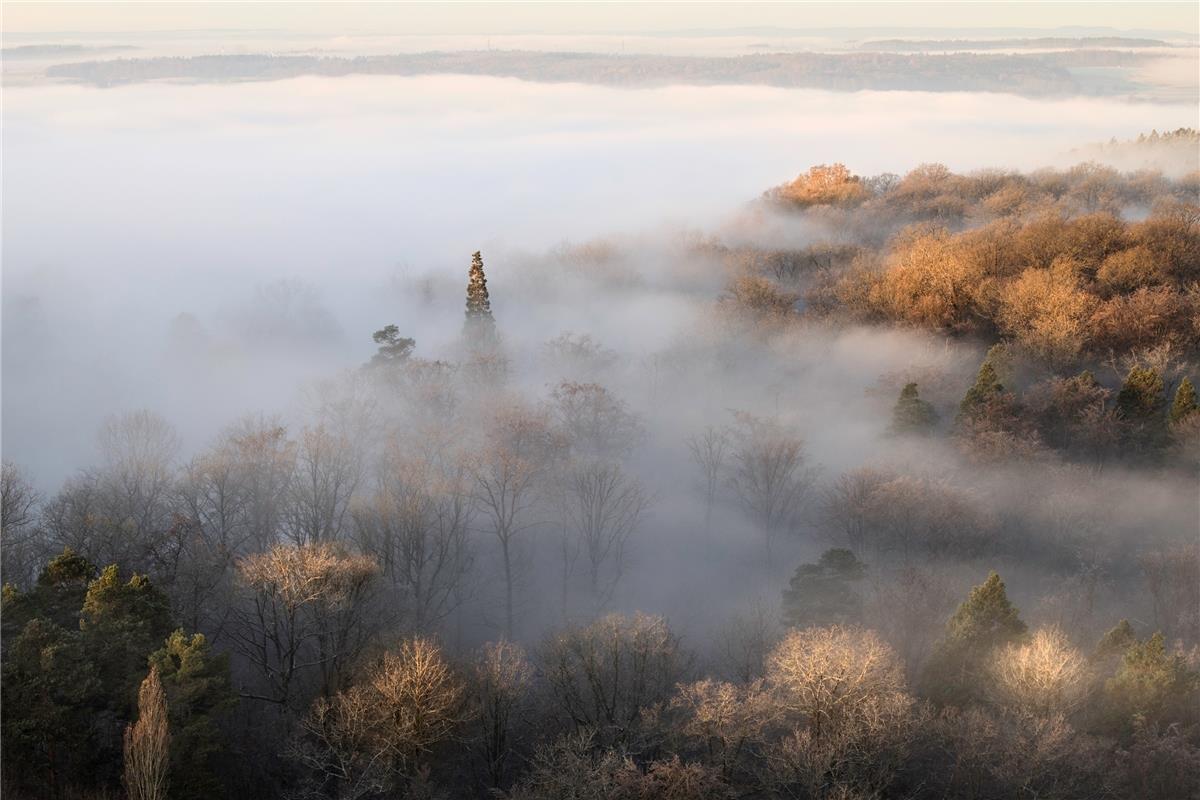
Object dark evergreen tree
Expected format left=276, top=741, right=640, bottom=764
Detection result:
left=1116, top=367, right=1167, bottom=457
left=149, top=630, right=236, bottom=800
left=1116, top=367, right=1165, bottom=421
left=464, top=250, right=496, bottom=341
left=890, top=382, right=938, bottom=434
left=369, top=324, right=415, bottom=367
left=924, top=572, right=1026, bottom=705
left=1169, top=377, right=1198, bottom=425
left=1095, top=618, right=1137, bottom=659
left=781, top=548, right=866, bottom=628
left=959, top=358, right=1003, bottom=421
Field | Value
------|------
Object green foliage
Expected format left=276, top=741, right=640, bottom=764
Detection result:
left=2, top=548, right=98, bottom=636
left=2, top=556, right=186, bottom=797
left=1, top=618, right=103, bottom=790
left=944, top=572, right=1027, bottom=648
left=924, top=572, right=1026, bottom=706
left=82, top=565, right=175, bottom=707
left=959, top=359, right=1004, bottom=421
left=781, top=548, right=866, bottom=628
left=370, top=324, right=416, bottom=367
left=149, top=630, right=236, bottom=800
left=890, top=382, right=938, bottom=434
left=1116, top=367, right=1165, bottom=421
left=1169, top=377, right=1198, bottom=425
left=1105, top=632, right=1200, bottom=733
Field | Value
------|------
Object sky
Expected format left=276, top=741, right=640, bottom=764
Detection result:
left=4, top=1, right=1198, bottom=37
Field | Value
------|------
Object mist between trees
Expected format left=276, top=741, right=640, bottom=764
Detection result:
left=2, top=146, right=1199, bottom=799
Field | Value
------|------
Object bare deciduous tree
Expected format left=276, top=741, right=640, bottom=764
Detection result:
left=124, top=664, right=171, bottom=800
left=557, top=459, right=649, bottom=614
left=295, top=637, right=465, bottom=798
left=726, top=412, right=817, bottom=569
left=686, top=426, right=728, bottom=546
left=468, top=403, right=565, bottom=639
left=233, top=543, right=380, bottom=706
left=1, top=461, right=42, bottom=586
left=989, top=627, right=1089, bottom=717
left=286, top=425, right=363, bottom=545
left=352, top=442, right=473, bottom=634
left=470, top=640, right=534, bottom=789
left=540, top=613, right=688, bottom=743
left=548, top=381, right=642, bottom=460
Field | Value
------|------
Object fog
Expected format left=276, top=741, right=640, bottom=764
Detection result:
left=4, top=74, right=1197, bottom=489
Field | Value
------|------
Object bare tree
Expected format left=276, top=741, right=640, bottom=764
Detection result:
left=686, top=426, right=728, bottom=546
left=557, top=459, right=649, bottom=614
left=469, top=640, right=534, bottom=789
left=1, top=461, right=42, bottom=587
left=467, top=403, right=565, bottom=639
left=124, top=664, right=171, bottom=800
left=989, top=627, right=1089, bottom=717
left=712, top=597, right=782, bottom=683
left=726, top=412, right=817, bottom=570
left=352, top=441, right=473, bottom=634
left=295, top=638, right=465, bottom=798
left=763, top=626, right=917, bottom=798
left=548, top=381, right=642, bottom=460
left=286, top=424, right=363, bottom=545
left=233, top=543, right=380, bottom=706
left=540, top=612, right=688, bottom=742
left=671, top=678, right=777, bottom=783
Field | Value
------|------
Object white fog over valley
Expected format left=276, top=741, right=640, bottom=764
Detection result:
left=2, top=6, right=1199, bottom=800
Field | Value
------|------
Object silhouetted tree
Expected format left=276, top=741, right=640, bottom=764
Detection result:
left=781, top=548, right=865, bottom=628
left=890, top=382, right=938, bottom=434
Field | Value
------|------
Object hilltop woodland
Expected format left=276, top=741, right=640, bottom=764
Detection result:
left=3, top=150, right=1200, bottom=799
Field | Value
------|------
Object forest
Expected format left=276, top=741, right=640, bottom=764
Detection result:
left=3, top=146, right=1199, bottom=800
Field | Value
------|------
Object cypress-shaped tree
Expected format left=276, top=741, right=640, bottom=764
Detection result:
left=1169, top=377, right=1198, bottom=425
left=464, top=250, right=496, bottom=342
left=891, top=382, right=938, bottom=434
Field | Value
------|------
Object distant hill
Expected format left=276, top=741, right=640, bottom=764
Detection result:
left=43, top=48, right=1176, bottom=99
left=860, top=36, right=1171, bottom=51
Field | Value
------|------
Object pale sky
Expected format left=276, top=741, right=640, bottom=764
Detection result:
left=4, top=1, right=1198, bottom=36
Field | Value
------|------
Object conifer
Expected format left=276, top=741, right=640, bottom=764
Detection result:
left=891, top=382, right=938, bottom=434
left=1169, top=377, right=1198, bottom=425
left=464, top=250, right=496, bottom=341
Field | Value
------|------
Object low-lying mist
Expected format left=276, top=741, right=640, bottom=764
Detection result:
left=4, top=73, right=1198, bottom=488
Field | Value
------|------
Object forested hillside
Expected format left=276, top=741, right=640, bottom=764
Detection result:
left=3, top=150, right=1199, bottom=800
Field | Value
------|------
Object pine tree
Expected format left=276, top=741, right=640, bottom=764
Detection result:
left=1169, top=377, right=1198, bottom=425
left=149, top=630, right=235, bottom=800
left=1116, top=367, right=1164, bottom=421
left=924, top=571, right=1026, bottom=705
left=464, top=250, right=496, bottom=341
left=944, top=572, right=1026, bottom=648
left=891, top=382, right=938, bottom=434
left=959, top=359, right=1003, bottom=420
left=369, top=324, right=415, bottom=368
